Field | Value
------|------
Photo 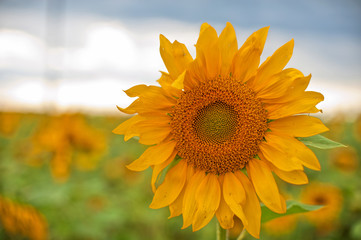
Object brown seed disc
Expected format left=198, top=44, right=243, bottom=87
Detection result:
left=170, top=77, right=268, bottom=175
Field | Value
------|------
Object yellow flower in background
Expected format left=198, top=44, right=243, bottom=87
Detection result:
left=323, top=113, right=345, bottom=141
left=0, top=112, right=21, bottom=137
left=103, top=157, right=141, bottom=184
left=263, top=213, right=298, bottom=236
left=301, top=183, right=343, bottom=232
left=354, top=113, right=361, bottom=141
left=331, top=147, right=359, bottom=173
left=114, top=22, right=328, bottom=238
left=0, top=196, right=48, bottom=240
left=31, top=114, right=106, bottom=182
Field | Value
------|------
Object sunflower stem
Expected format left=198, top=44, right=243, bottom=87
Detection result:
left=236, top=229, right=247, bottom=240
left=216, top=222, right=228, bottom=240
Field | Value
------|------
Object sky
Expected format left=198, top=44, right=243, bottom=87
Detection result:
left=0, top=0, right=360, bottom=117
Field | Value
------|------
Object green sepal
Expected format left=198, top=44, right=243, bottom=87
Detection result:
left=298, top=134, right=346, bottom=149
left=261, top=200, right=323, bottom=223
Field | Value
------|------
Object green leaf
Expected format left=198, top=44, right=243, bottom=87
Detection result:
left=261, top=200, right=323, bottom=223
left=351, top=219, right=361, bottom=239
left=298, top=134, right=346, bottom=149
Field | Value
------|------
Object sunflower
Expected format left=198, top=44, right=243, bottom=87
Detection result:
left=263, top=214, right=298, bottom=236
left=114, top=22, right=328, bottom=238
left=301, top=182, right=343, bottom=232
left=331, top=147, right=359, bottom=173
left=0, top=111, right=21, bottom=137
left=31, top=114, right=106, bottom=181
left=354, top=113, right=361, bottom=141
left=0, top=196, right=48, bottom=240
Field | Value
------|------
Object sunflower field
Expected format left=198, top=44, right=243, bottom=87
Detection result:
left=0, top=111, right=360, bottom=240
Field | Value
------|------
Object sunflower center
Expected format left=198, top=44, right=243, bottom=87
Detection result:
left=170, top=77, right=268, bottom=175
left=194, top=101, right=238, bottom=143
left=314, top=196, right=327, bottom=205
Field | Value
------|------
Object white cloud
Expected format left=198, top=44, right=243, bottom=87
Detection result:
left=0, top=15, right=360, bottom=116
left=65, top=23, right=137, bottom=72
left=0, top=29, right=45, bottom=72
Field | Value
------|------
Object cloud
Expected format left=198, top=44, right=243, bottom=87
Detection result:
left=0, top=4, right=360, bottom=114
left=0, top=29, right=45, bottom=73
left=65, top=23, right=137, bottom=72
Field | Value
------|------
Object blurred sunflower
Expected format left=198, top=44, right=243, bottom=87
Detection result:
left=31, top=114, right=106, bottom=181
left=354, top=113, right=361, bottom=141
left=114, top=22, right=328, bottom=238
left=0, top=196, right=48, bottom=240
left=263, top=213, right=298, bottom=236
left=0, top=112, right=21, bottom=137
left=331, top=147, right=359, bottom=173
left=323, top=113, right=345, bottom=141
left=301, top=183, right=343, bottom=232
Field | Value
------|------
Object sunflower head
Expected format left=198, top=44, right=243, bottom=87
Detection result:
left=331, top=147, right=359, bottom=173
left=31, top=114, right=105, bottom=182
left=0, top=196, right=48, bottom=240
left=301, top=183, right=343, bottom=232
left=114, top=22, right=328, bottom=238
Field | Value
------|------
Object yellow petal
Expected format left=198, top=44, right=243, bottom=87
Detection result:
left=223, top=172, right=248, bottom=226
left=216, top=175, right=235, bottom=229
left=231, top=26, right=269, bottom=83
left=296, top=143, right=320, bottom=171
left=266, top=91, right=324, bottom=119
left=216, top=202, right=234, bottom=229
left=182, top=171, right=206, bottom=229
left=171, top=70, right=186, bottom=89
left=234, top=171, right=261, bottom=239
left=272, top=166, right=309, bottom=185
left=256, top=68, right=304, bottom=99
left=157, top=72, right=183, bottom=98
left=200, top=22, right=211, bottom=33
left=195, top=23, right=220, bottom=79
left=112, top=115, right=142, bottom=141
left=253, top=39, right=294, bottom=92
left=168, top=166, right=194, bottom=218
left=121, top=85, right=176, bottom=114
left=126, top=141, right=176, bottom=171
left=265, top=132, right=320, bottom=171
left=150, top=160, right=188, bottom=209
left=169, top=187, right=185, bottom=219
left=114, top=113, right=171, bottom=145
left=138, top=125, right=171, bottom=145
left=136, top=112, right=170, bottom=123
left=192, top=174, right=221, bottom=231
left=172, top=40, right=193, bottom=73
left=116, top=100, right=140, bottom=114
left=269, top=115, right=329, bottom=137
left=259, top=141, right=304, bottom=171
left=118, top=96, right=174, bottom=115
left=151, top=151, right=177, bottom=193
left=159, top=34, right=193, bottom=79
left=124, top=84, right=149, bottom=97
left=247, top=159, right=286, bottom=214
left=183, top=58, right=206, bottom=90
left=219, top=22, right=238, bottom=76
left=157, top=72, right=174, bottom=87
left=126, top=85, right=174, bottom=102
left=261, top=74, right=311, bottom=104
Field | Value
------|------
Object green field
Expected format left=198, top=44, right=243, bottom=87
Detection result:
left=0, top=112, right=360, bottom=240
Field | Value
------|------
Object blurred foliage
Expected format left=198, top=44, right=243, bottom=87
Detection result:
left=0, top=111, right=360, bottom=240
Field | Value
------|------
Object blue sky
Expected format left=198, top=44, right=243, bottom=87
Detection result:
left=0, top=0, right=360, bottom=116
